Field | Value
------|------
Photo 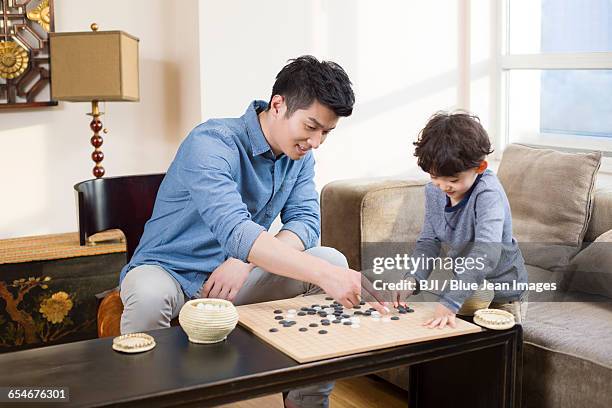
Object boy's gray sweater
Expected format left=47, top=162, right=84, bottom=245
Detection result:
left=411, top=169, right=528, bottom=312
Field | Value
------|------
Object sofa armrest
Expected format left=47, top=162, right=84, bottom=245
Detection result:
left=586, top=188, right=612, bottom=243
left=321, top=178, right=428, bottom=271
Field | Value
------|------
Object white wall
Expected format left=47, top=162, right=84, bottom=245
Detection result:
left=199, top=0, right=463, bottom=190
left=0, top=0, right=201, bottom=239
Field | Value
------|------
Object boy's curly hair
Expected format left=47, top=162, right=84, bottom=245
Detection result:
left=414, top=111, right=494, bottom=176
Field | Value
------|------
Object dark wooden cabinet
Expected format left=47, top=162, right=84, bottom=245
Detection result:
left=0, top=232, right=126, bottom=353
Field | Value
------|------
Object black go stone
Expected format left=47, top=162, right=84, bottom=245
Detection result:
left=321, top=319, right=330, bottom=324
left=298, top=311, right=307, bottom=316
left=309, top=323, right=319, bottom=328
left=307, top=311, right=316, bottom=315
left=299, top=327, right=308, bottom=332
left=399, top=309, right=407, bottom=314
left=311, top=304, right=320, bottom=308
left=408, top=308, right=415, bottom=313
left=360, top=301, right=366, bottom=305
left=364, top=311, right=372, bottom=316
left=391, top=316, right=400, bottom=320
left=343, top=321, right=352, bottom=326
left=342, top=314, right=350, bottom=319
left=274, top=309, right=283, bottom=314
left=300, top=307, right=309, bottom=311
left=269, top=328, right=279, bottom=333
left=333, top=319, right=342, bottom=324
left=278, top=320, right=287, bottom=324
left=288, top=321, right=297, bottom=325
left=322, top=321, right=330, bottom=326
left=354, top=311, right=363, bottom=315
left=274, top=316, right=284, bottom=320
left=368, top=308, right=377, bottom=312
left=353, top=305, right=361, bottom=309
left=318, top=330, right=328, bottom=334
left=318, top=312, right=328, bottom=317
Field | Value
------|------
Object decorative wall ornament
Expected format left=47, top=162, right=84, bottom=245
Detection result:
left=0, top=40, right=29, bottom=78
left=26, top=0, right=50, bottom=32
left=0, top=0, right=56, bottom=109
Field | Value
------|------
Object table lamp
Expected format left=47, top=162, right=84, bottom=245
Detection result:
left=50, top=23, right=139, bottom=178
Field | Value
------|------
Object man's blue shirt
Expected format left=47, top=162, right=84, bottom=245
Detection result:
left=120, top=100, right=321, bottom=298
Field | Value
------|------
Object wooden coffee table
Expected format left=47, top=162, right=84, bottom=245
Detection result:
left=0, top=323, right=522, bottom=407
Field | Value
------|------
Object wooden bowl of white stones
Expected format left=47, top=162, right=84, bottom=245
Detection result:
left=178, top=298, right=239, bottom=344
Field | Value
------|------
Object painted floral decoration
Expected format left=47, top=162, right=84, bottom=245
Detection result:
left=39, top=291, right=74, bottom=324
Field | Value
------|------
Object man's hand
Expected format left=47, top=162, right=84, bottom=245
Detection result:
left=317, top=265, right=362, bottom=309
left=423, top=303, right=457, bottom=329
left=200, top=258, right=255, bottom=302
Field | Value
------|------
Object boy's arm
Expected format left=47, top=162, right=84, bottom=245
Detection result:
left=437, top=190, right=505, bottom=312
left=279, top=152, right=320, bottom=250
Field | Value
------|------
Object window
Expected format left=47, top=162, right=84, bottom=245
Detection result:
left=501, top=0, right=612, bottom=155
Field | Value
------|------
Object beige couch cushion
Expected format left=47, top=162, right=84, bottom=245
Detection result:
left=565, top=229, right=612, bottom=299
left=497, top=144, right=601, bottom=270
left=321, top=179, right=427, bottom=271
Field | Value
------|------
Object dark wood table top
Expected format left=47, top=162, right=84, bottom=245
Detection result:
left=0, top=324, right=522, bottom=407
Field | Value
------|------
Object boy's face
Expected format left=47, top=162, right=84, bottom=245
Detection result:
left=268, top=96, right=339, bottom=160
left=430, top=168, right=481, bottom=203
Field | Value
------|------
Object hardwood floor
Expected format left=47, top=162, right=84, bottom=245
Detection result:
left=331, top=375, right=408, bottom=408
left=218, top=375, right=408, bottom=407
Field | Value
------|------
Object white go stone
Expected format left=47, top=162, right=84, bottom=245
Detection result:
left=196, top=303, right=205, bottom=310
left=351, top=324, right=361, bottom=329
left=288, top=309, right=297, bottom=314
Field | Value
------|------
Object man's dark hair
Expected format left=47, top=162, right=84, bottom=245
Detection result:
left=268, top=55, right=355, bottom=117
left=414, top=111, right=494, bottom=176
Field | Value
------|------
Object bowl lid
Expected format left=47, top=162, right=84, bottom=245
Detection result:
left=112, top=332, right=156, bottom=353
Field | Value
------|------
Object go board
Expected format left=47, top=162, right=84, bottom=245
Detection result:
left=236, top=294, right=482, bottom=363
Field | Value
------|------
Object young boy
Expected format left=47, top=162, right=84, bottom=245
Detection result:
left=407, top=112, right=528, bottom=329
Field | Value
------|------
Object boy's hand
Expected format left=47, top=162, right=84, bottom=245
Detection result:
left=201, top=258, right=255, bottom=302
left=378, top=276, right=417, bottom=309
left=423, top=303, right=457, bottom=329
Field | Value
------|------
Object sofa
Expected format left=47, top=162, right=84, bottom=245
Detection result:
left=320, top=144, right=612, bottom=408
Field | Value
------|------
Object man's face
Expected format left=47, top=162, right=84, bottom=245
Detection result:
left=430, top=168, right=480, bottom=203
left=272, top=99, right=339, bottom=160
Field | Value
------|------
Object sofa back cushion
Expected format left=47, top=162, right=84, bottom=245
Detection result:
left=497, top=144, right=601, bottom=270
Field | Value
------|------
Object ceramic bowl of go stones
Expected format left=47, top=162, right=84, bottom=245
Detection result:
left=178, top=298, right=239, bottom=344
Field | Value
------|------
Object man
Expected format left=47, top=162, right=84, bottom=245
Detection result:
left=119, top=55, right=378, bottom=408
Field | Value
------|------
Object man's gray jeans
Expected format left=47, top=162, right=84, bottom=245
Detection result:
left=120, top=246, right=348, bottom=408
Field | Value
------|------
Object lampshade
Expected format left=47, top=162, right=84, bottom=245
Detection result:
left=49, top=30, right=139, bottom=102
